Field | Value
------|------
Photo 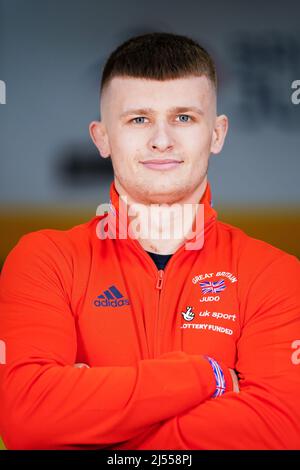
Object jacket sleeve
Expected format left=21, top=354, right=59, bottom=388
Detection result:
left=0, top=231, right=233, bottom=450
left=115, top=252, right=300, bottom=450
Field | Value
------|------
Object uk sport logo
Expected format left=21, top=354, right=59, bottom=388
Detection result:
left=94, top=285, right=130, bottom=308
left=199, top=279, right=226, bottom=294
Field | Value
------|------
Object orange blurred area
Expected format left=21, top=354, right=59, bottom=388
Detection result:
left=0, top=206, right=299, bottom=267
left=0, top=207, right=92, bottom=268
left=0, top=437, right=6, bottom=450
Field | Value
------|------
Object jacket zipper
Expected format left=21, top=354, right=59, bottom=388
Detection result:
left=156, top=269, right=164, bottom=290
left=154, top=269, right=164, bottom=357
left=125, top=216, right=216, bottom=358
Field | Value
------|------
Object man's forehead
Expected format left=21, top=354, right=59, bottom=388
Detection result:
left=101, top=75, right=213, bottom=111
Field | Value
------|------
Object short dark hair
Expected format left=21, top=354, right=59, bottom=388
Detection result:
left=100, top=32, right=217, bottom=95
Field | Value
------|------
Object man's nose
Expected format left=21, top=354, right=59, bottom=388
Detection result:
left=148, top=123, right=175, bottom=153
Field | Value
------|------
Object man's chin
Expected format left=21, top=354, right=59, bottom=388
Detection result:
left=136, top=187, right=190, bottom=205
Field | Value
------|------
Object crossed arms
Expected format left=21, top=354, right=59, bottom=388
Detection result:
left=0, top=232, right=299, bottom=449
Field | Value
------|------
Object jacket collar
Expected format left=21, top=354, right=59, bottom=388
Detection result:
left=106, top=179, right=217, bottom=250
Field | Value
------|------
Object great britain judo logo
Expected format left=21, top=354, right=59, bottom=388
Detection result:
left=199, top=279, right=226, bottom=295
left=191, top=271, right=237, bottom=303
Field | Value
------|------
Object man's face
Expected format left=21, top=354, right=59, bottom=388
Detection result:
left=90, top=75, right=228, bottom=204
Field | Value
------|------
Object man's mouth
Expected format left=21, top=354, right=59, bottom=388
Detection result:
left=140, top=159, right=183, bottom=171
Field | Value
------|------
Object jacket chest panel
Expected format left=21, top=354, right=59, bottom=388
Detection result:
left=76, top=281, right=239, bottom=370
left=73, top=243, right=240, bottom=368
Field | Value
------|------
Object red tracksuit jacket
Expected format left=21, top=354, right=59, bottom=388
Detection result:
left=0, top=180, right=299, bottom=450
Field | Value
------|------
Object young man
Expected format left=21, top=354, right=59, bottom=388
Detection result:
left=0, top=32, right=299, bottom=450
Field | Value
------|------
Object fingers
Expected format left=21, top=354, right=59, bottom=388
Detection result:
left=74, top=363, right=90, bottom=369
left=229, top=368, right=240, bottom=393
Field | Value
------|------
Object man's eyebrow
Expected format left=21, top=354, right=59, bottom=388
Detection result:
left=120, top=106, right=204, bottom=118
left=120, top=108, right=154, bottom=118
left=169, top=106, right=204, bottom=115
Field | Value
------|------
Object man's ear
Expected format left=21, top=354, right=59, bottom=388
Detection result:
left=210, top=114, right=229, bottom=155
left=89, top=121, right=111, bottom=158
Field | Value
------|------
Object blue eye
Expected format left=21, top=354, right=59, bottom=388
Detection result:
left=177, top=114, right=191, bottom=122
left=132, top=117, right=147, bottom=124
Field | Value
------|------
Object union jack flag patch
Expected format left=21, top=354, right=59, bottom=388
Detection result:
left=199, top=279, right=226, bottom=294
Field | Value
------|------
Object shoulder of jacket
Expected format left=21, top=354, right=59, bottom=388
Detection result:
left=215, top=219, right=299, bottom=271
left=4, top=216, right=102, bottom=269
left=18, top=215, right=100, bottom=246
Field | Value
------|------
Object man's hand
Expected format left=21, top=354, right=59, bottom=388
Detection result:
left=229, top=368, right=240, bottom=393
left=74, top=363, right=90, bottom=369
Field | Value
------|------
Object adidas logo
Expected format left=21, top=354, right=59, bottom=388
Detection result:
left=94, top=285, right=130, bottom=308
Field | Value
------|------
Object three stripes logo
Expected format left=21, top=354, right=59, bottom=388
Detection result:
left=94, top=285, right=130, bottom=308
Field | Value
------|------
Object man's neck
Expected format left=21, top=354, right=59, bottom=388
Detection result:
left=115, top=177, right=208, bottom=255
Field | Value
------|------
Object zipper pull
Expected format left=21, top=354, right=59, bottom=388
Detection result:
left=156, top=269, right=164, bottom=290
